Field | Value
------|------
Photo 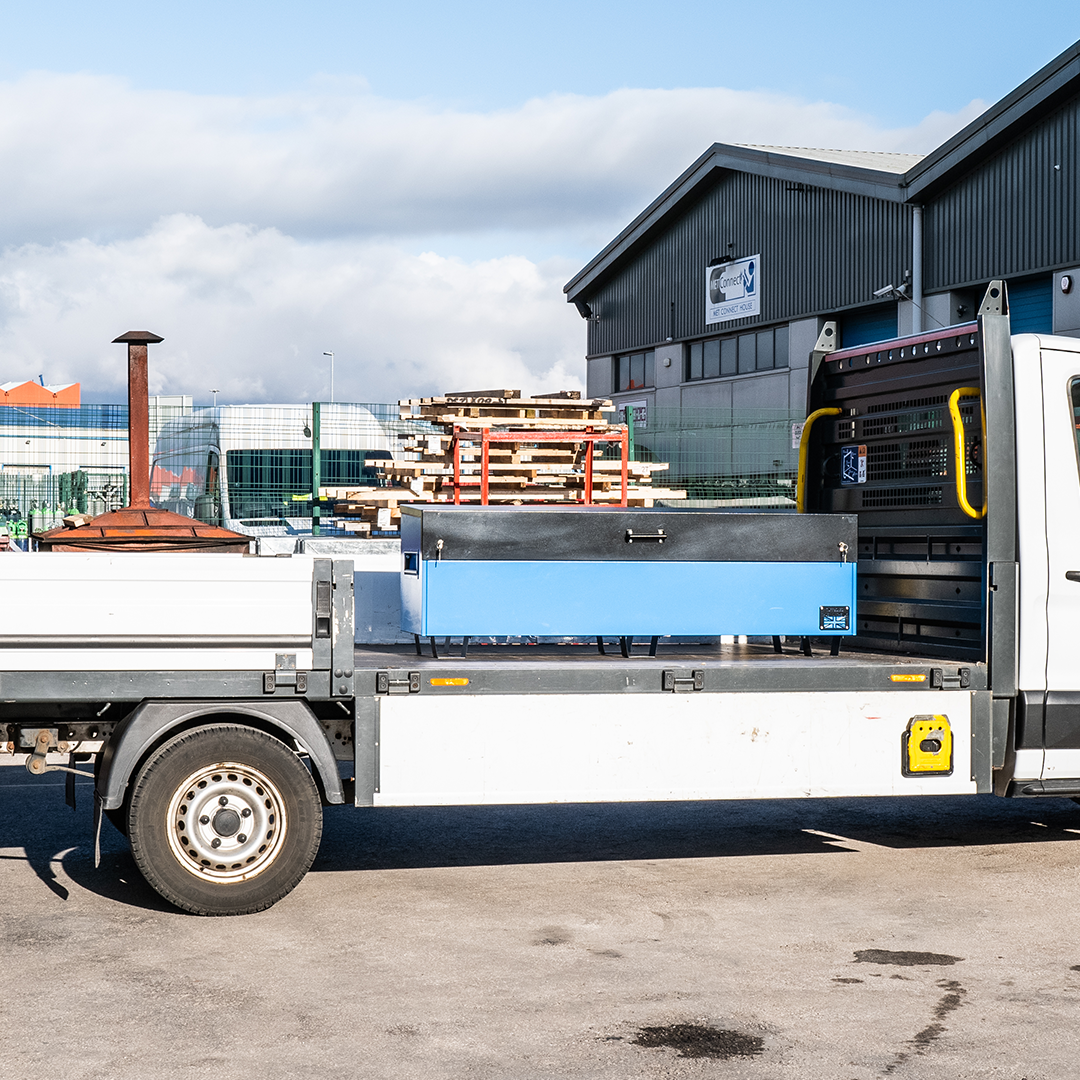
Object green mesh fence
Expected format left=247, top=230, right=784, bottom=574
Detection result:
left=627, top=407, right=804, bottom=509
left=0, top=469, right=129, bottom=534
left=1, top=403, right=809, bottom=537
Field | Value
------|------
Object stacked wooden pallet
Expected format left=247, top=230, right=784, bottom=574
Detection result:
left=322, top=390, right=686, bottom=533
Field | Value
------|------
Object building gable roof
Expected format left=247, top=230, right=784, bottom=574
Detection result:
left=903, top=39, right=1080, bottom=199
left=563, top=143, right=911, bottom=303
left=566, top=38, right=1080, bottom=304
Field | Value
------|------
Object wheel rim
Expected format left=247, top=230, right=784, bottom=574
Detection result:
left=166, top=761, right=288, bottom=883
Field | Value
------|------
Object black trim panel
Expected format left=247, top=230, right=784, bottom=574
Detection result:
left=402, top=507, right=858, bottom=564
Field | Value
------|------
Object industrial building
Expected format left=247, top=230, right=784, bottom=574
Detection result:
left=0, top=392, right=398, bottom=540
left=566, top=39, right=1080, bottom=435
left=0, top=392, right=192, bottom=532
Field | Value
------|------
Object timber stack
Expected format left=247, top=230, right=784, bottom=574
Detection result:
left=322, top=389, right=687, bottom=535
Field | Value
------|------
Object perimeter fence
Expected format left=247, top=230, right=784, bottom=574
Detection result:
left=1, top=401, right=808, bottom=533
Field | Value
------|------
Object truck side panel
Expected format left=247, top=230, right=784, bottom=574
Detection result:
left=372, top=691, right=976, bottom=805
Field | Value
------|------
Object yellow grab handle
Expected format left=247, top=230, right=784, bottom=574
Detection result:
left=948, top=387, right=986, bottom=520
left=796, top=407, right=842, bottom=513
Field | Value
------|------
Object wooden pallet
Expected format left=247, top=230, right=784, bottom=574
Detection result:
left=323, top=389, right=684, bottom=530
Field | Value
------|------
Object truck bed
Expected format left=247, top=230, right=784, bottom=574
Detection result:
left=353, top=640, right=987, bottom=694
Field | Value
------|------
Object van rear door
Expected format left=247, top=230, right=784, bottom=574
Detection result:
left=1035, top=340, right=1080, bottom=781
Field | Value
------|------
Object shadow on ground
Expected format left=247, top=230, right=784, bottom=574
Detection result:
left=4, top=766, right=1079, bottom=911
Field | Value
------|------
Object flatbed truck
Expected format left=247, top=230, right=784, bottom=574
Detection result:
left=3, top=282, right=1075, bottom=915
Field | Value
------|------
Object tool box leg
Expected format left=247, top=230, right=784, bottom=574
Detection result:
left=801, top=636, right=813, bottom=657
left=830, top=637, right=841, bottom=656
left=772, top=635, right=783, bottom=654
left=429, top=637, right=439, bottom=659
left=414, top=634, right=422, bottom=657
left=649, top=636, right=658, bottom=657
left=461, top=636, right=470, bottom=658
left=596, top=636, right=606, bottom=656
left=620, top=636, right=631, bottom=658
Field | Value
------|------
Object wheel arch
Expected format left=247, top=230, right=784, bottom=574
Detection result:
left=96, top=699, right=344, bottom=811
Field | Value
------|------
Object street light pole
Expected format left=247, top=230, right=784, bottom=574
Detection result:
left=323, top=351, right=334, bottom=403
left=210, top=389, right=219, bottom=407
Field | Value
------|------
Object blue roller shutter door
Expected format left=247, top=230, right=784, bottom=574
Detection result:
left=1008, top=276, right=1052, bottom=334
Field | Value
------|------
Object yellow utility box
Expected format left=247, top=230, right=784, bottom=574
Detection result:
left=902, top=715, right=953, bottom=776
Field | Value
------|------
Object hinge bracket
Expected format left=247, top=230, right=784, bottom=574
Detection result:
left=662, top=670, right=704, bottom=692
left=376, top=671, right=421, bottom=695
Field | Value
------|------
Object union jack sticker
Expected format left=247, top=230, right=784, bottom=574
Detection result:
left=819, top=606, right=850, bottom=631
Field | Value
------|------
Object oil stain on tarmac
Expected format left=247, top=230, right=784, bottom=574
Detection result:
left=630, top=1023, right=765, bottom=1060
left=854, top=949, right=963, bottom=967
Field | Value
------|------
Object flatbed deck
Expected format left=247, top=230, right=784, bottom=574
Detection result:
left=352, top=641, right=987, bottom=694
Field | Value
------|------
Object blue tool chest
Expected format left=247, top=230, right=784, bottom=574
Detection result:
left=400, top=506, right=857, bottom=638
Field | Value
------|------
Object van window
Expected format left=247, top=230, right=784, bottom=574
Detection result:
left=225, top=449, right=388, bottom=523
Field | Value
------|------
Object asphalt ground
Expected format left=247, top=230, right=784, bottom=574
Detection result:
left=2, top=760, right=1080, bottom=1079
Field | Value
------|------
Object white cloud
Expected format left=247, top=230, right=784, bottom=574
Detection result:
left=0, top=215, right=585, bottom=403
left=0, top=73, right=988, bottom=401
left=0, top=73, right=986, bottom=245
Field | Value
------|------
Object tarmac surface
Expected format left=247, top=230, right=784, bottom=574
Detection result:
left=3, top=761, right=1080, bottom=1079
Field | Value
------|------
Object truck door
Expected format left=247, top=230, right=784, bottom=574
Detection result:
left=1038, top=343, right=1080, bottom=779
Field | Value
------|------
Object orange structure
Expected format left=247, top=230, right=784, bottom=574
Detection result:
left=0, top=380, right=80, bottom=407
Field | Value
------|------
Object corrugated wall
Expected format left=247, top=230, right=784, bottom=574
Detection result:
left=585, top=172, right=912, bottom=357
left=924, top=95, right=1080, bottom=291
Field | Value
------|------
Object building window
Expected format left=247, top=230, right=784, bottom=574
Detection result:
left=685, top=325, right=788, bottom=381
left=615, top=350, right=655, bottom=391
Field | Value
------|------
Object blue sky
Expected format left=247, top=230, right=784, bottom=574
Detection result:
left=0, top=3, right=1074, bottom=403
left=2, top=1, right=1071, bottom=123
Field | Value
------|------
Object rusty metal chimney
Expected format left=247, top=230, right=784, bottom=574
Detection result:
left=35, top=330, right=250, bottom=551
left=112, top=330, right=163, bottom=509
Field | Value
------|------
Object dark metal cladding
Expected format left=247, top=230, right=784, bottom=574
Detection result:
left=924, top=94, right=1080, bottom=291
left=580, top=171, right=912, bottom=358
left=401, top=506, right=857, bottom=563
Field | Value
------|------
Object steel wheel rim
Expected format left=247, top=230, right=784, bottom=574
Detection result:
left=166, top=760, right=288, bottom=883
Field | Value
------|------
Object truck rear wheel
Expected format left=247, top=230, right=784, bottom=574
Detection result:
left=127, top=724, right=323, bottom=915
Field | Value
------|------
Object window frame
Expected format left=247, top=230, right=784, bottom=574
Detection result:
left=682, top=325, right=789, bottom=383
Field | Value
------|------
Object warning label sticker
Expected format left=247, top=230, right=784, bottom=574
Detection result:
left=840, top=444, right=867, bottom=485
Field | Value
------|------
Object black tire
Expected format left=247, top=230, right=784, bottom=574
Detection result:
left=127, top=724, right=323, bottom=916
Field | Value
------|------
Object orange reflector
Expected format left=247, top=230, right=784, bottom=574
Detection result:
left=430, top=677, right=470, bottom=687
left=890, top=673, right=927, bottom=683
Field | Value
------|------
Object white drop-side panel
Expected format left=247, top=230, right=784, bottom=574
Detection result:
left=0, top=648, right=315, bottom=672
left=375, top=691, right=974, bottom=805
left=0, top=553, right=314, bottom=640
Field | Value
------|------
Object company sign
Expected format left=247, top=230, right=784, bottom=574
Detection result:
left=618, top=399, right=647, bottom=429
left=705, top=254, right=760, bottom=325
